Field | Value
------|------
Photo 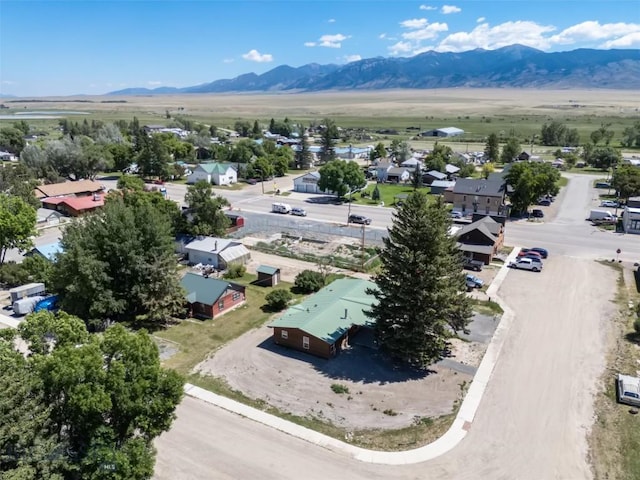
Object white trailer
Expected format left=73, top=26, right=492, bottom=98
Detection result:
left=9, top=283, right=45, bottom=303
left=589, top=209, right=616, bottom=222
left=272, top=203, right=292, bottom=214
left=13, top=296, right=46, bottom=316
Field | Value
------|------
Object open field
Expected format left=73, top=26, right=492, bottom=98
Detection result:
left=3, top=89, right=640, bottom=144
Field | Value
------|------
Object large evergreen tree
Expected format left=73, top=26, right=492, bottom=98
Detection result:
left=184, top=180, right=230, bottom=236
left=51, top=197, right=185, bottom=326
left=484, top=133, right=500, bottom=163
left=319, top=118, right=338, bottom=163
left=296, top=132, right=313, bottom=169
left=367, top=192, right=472, bottom=368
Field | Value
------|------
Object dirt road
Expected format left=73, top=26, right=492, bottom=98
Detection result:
left=155, top=256, right=617, bottom=479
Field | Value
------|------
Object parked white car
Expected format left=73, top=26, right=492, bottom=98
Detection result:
left=617, top=374, right=640, bottom=407
left=600, top=200, right=620, bottom=208
left=508, top=257, right=543, bottom=272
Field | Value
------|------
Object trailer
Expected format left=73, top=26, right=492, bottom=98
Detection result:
left=13, top=296, right=46, bottom=316
left=9, top=283, right=45, bottom=303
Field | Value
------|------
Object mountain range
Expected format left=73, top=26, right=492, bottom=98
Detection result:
left=108, top=45, right=640, bottom=95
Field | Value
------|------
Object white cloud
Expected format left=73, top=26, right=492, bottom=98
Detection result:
left=441, top=5, right=461, bottom=14
left=388, top=41, right=413, bottom=55
left=401, top=18, right=428, bottom=29
left=477, top=17, right=485, bottom=23
left=242, top=49, right=273, bottom=62
left=343, top=54, right=362, bottom=62
left=379, top=33, right=387, bottom=39
left=601, top=31, right=640, bottom=48
left=402, top=22, right=448, bottom=41
left=307, top=33, right=350, bottom=48
left=147, top=81, right=162, bottom=86
left=1, top=80, right=16, bottom=85
left=549, top=21, right=640, bottom=45
left=328, top=18, right=335, bottom=23
left=419, top=5, right=436, bottom=10
left=435, top=21, right=555, bottom=51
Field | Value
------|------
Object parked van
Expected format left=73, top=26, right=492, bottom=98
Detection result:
left=589, top=209, right=616, bottom=222
left=272, top=203, right=292, bottom=214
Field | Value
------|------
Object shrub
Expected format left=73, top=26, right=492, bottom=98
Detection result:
left=0, top=261, right=30, bottom=288
left=634, top=318, right=640, bottom=334
left=294, top=270, right=325, bottom=293
left=331, top=384, right=350, bottom=394
left=265, top=289, right=293, bottom=311
left=224, top=263, right=246, bottom=279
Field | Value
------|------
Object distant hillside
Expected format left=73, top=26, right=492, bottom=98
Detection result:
left=107, top=45, right=640, bottom=95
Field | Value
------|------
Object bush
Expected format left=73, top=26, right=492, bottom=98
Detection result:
left=224, top=263, right=246, bottom=279
left=634, top=318, right=640, bottom=334
left=294, top=270, right=325, bottom=293
left=265, top=289, right=293, bottom=311
left=331, top=384, right=350, bottom=394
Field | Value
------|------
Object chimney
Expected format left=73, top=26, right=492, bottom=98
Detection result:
left=93, top=193, right=100, bottom=201
left=214, top=241, right=218, bottom=251
left=343, top=308, right=348, bottom=319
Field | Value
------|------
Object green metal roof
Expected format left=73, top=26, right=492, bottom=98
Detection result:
left=269, top=278, right=378, bottom=344
left=256, top=265, right=279, bottom=275
left=199, top=163, right=235, bottom=174
left=180, top=272, right=233, bottom=305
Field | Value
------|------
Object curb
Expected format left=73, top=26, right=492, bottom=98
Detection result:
left=183, top=247, right=522, bottom=464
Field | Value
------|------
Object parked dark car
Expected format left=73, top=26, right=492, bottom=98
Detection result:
left=538, top=199, right=551, bottom=206
left=531, top=209, right=544, bottom=218
left=529, top=247, right=548, bottom=258
left=463, top=258, right=484, bottom=271
left=348, top=214, right=372, bottom=225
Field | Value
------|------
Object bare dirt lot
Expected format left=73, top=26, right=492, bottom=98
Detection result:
left=195, top=311, right=498, bottom=431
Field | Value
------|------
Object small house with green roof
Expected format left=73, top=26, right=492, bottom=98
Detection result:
left=186, top=162, right=237, bottom=186
left=269, top=278, right=377, bottom=359
left=180, top=272, right=246, bottom=319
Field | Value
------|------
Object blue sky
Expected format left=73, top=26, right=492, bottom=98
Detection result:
left=1, top=0, right=639, bottom=96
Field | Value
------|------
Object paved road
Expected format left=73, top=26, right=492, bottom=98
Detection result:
left=153, top=171, right=623, bottom=479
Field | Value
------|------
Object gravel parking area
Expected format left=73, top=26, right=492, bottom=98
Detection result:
left=196, top=311, right=498, bottom=431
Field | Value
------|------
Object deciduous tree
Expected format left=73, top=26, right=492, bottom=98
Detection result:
left=184, top=180, right=230, bottom=236
left=317, top=160, right=365, bottom=198
left=366, top=193, right=472, bottom=367
left=0, top=194, right=36, bottom=265
left=504, top=162, right=560, bottom=214
left=500, top=137, right=521, bottom=163
left=612, top=164, right=640, bottom=201
left=51, top=197, right=184, bottom=325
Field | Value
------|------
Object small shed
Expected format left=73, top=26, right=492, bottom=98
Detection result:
left=256, top=265, right=281, bottom=287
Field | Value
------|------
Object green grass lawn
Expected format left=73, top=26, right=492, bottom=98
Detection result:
left=352, top=183, right=432, bottom=207
left=558, top=176, right=569, bottom=187
left=155, top=279, right=296, bottom=375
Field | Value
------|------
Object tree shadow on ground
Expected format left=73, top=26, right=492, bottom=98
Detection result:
left=625, top=331, right=640, bottom=345
left=256, top=333, right=434, bottom=385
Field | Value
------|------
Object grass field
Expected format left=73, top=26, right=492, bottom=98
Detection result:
left=3, top=89, right=640, bottom=151
left=352, top=183, right=430, bottom=207
left=589, top=266, right=640, bottom=480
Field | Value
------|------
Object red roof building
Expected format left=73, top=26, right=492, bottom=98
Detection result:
left=58, top=195, right=104, bottom=216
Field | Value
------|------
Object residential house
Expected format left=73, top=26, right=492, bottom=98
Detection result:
left=451, top=153, right=473, bottom=165
left=420, top=127, right=464, bottom=138
left=41, top=194, right=104, bottom=217
left=452, top=178, right=507, bottom=216
left=454, top=215, right=505, bottom=264
left=255, top=265, right=281, bottom=287
left=34, top=179, right=104, bottom=200
left=400, top=158, right=423, bottom=170
left=0, top=151, right=17, bottom=161
left=180, top=272, right=246, bottom=319
left=293, top=171, right=325, bottom=194
left=374, top=162, right=394, bottom=182
left=445, top=163, right=461, bottom=177
left=386, top=167, right=410, bottom=183
left=177, top=236, right=251, bottom=270
left=623, top=205, right=640, bottom=234
left=423, top=170, right=447, bottom=185
left=269, top=278, right=377, bottom=359
left=26, top=241, right=63, bottom=262
left=430, top=180, right=456, bottom=196
left=186, top=163, right=237, bottom=186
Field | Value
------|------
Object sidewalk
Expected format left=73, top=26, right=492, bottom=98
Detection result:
left=184, top=247, right=522, bottom=464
